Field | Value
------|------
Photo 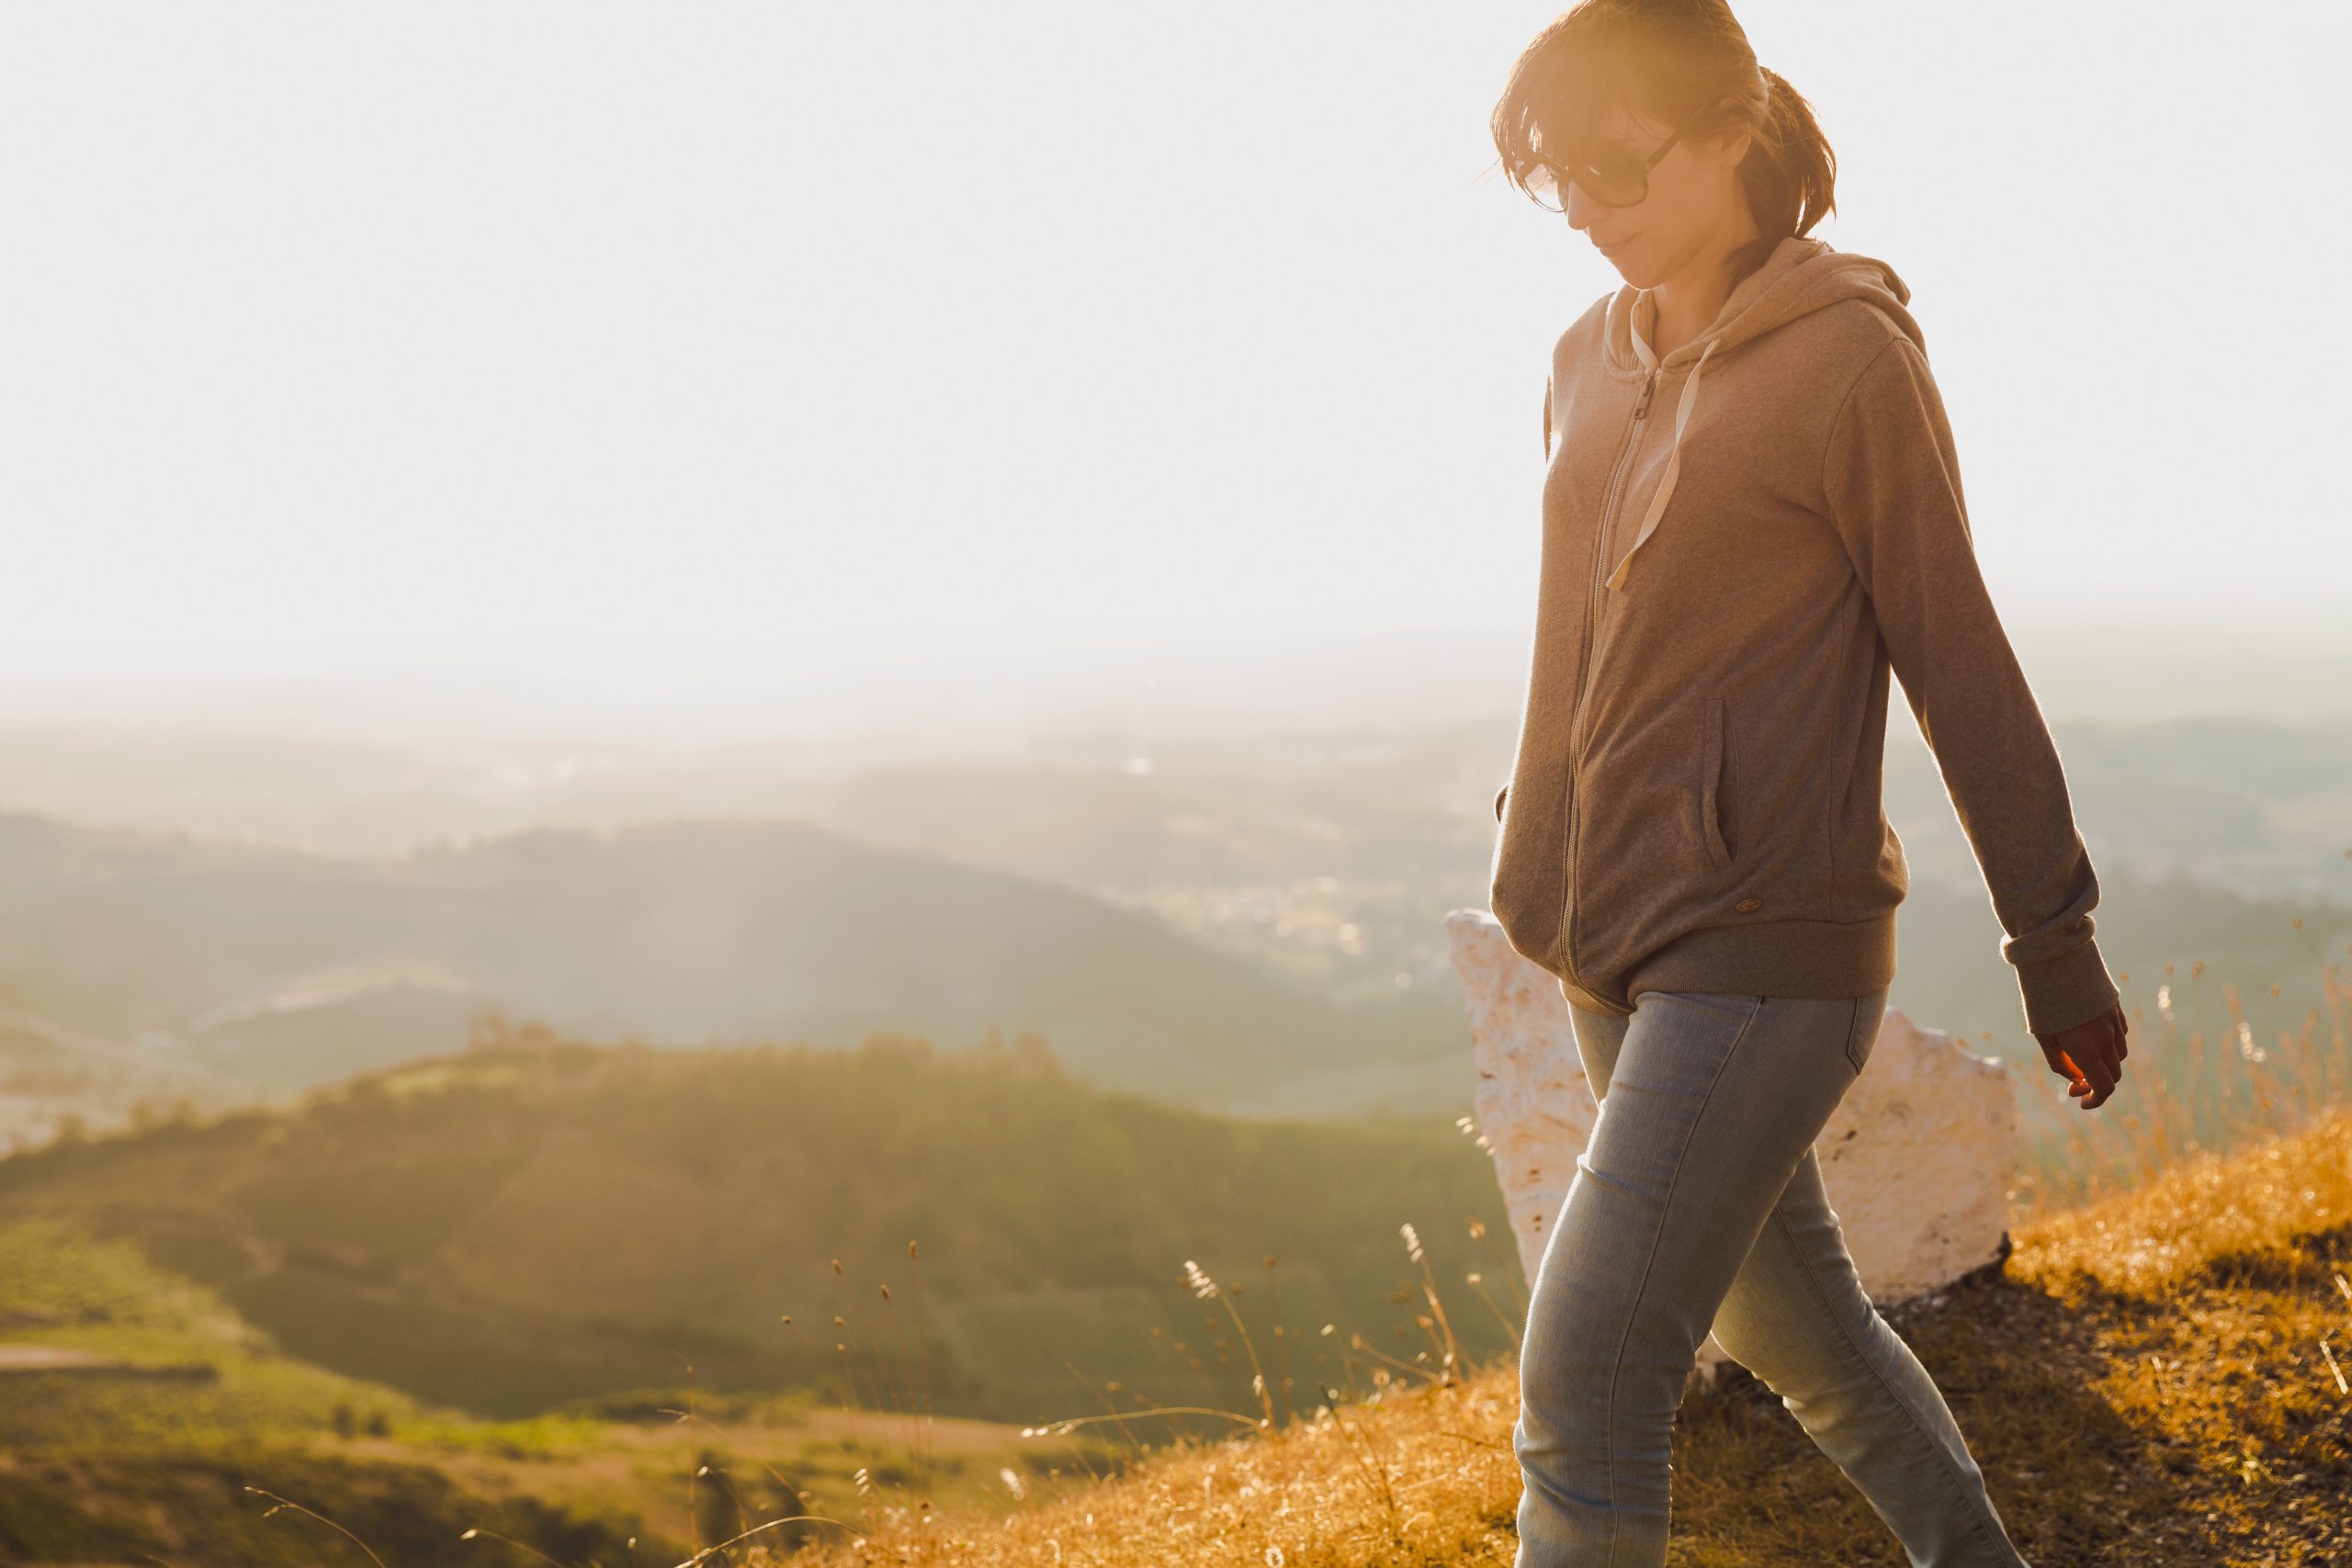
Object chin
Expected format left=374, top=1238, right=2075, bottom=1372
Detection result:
left=1597, top=246, right=1654, bottom=288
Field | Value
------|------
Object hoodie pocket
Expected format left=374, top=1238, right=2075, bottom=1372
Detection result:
left=1696, top=697, right=1733, bottom=873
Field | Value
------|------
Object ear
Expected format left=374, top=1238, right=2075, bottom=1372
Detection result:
left=1706, top=119, right=1756, bottom=170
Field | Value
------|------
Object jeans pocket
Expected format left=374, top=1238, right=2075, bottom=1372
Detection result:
left=1843, top=996, right=1879, bottom=1076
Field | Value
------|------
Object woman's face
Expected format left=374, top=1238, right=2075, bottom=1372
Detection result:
left=1561, top=97, right=1751, bottom=288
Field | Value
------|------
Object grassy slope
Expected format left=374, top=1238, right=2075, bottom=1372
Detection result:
left=0, top=1215, right=666, bottom=1565
left=765, top=1105, right=2352, bottom=1567
left=0, top=1029, right=1518, bottom=1424
left=0, top=1216, right=416, bottom=1448
left=0, top=1215, right=1111, bottom=1565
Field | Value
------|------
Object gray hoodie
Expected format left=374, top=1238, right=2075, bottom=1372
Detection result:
left=1487, top=234, right=2119, bottom=1039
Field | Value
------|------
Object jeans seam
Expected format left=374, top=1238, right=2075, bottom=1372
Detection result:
left=1772, top=1201, right=2014, bottom=1562
left=1599, top=991, right=1763, bottom=1565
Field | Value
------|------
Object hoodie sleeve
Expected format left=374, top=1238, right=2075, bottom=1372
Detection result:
left=1822, top=334, right=2120, bottom=1040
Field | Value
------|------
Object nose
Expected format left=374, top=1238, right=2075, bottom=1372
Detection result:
left=1563, top=178, right=1600, bottom=232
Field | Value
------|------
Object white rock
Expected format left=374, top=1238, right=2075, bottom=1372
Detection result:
left=1445, top=908, right=2019, bottom=1382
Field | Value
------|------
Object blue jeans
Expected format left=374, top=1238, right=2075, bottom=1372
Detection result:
left=1511, top=989, right=2031, bottom=1566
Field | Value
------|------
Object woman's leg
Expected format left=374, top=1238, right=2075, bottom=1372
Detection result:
left=1512, top=989, right=1857, bottom=1563
left=1511, top=987, right=2028, bottom=1566
left=1706, top=1008, right=2032, bottom=1566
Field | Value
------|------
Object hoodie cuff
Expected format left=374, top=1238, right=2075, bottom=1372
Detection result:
left=2015, top=938, right=2120, bottom=1038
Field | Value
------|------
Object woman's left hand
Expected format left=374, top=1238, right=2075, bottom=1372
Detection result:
left=2035, top=1002, right=2129, bottom=1110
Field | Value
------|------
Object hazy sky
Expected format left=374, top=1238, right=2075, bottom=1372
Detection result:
left=4, top=2, right=2346, bottom=716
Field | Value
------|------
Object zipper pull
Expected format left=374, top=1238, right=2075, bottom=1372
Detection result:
left=1634, top=372, right=1657, bottom=420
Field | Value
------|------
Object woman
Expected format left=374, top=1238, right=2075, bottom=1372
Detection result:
left=1481, top=3, right=2131, bottom=1564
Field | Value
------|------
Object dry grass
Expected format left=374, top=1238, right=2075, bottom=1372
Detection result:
left=2010, top=944, right=2352, bottom=1222
left=744, top=958, right=2352, bottom=1568
left=738, top=1115, right=2352, bottom=1568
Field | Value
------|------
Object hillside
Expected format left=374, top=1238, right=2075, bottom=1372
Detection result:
left=0, top=1213, right=664, bottom=1563
left=763, top=1104, right=2352, bottom=1567
left=0, top=1213, right=1110, bottom=1565
left=3, top=1010, right=2346, bottom=1562
left=0, top=1025, right=1518, bottom=1425
left=6, top=795, right=2346, bottom=1166
left=0, top=808, right=1476, bottom=1145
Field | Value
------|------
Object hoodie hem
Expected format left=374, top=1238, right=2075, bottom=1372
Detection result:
left=1559, top=914, right=1900, bottom=1014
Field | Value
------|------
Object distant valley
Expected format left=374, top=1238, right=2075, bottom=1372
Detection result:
left=2, top=713, right=2345, bottom=1150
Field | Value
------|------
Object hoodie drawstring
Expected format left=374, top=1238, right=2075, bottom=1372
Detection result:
left=1604, top=332, right=1718, bottom=593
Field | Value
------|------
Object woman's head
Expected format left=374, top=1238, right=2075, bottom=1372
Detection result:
left=1490, top=0, right=1836, bottom=291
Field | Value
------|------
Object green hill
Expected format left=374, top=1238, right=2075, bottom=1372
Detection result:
left=0, top=1023, right=1519, bottom=1426
left=0, top=1195, right=1120, bottom=1566
left=0, top=1215, right=673, bottom=1565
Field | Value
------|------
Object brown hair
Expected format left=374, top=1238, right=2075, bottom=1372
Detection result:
left=1489, top=0, right=1837, bottom=289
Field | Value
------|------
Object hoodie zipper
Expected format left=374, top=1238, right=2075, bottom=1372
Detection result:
left=1557, top=364, right=1658, bottom=997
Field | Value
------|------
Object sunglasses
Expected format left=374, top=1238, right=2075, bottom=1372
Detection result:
left=1522, top=107, right=1702, bottom=212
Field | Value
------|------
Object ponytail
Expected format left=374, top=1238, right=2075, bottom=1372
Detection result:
left=1726, top=66, right=1838, bottom=287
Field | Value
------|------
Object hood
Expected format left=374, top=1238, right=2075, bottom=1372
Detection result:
left=1600, top=234, right=1920, bottom=376
left=1598, top=236, right=1923, bottom=592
